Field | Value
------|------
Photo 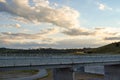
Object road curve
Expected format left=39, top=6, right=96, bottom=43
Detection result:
left=9, top=69, right=48, bottom=80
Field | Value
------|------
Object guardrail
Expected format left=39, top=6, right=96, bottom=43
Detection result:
left=0, top=54, right=120, bottom=67
left=0, top=53, right=119, bottom=56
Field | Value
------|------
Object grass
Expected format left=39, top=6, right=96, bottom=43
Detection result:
left=8, top=70, right=38, bottom=74
left=88, top=42, right=120, bottom=54
left=0, top=70, right=39, bottom=80
left=19, top=70, right=39, bottom=74
left=0, top=70, right=38, bottom=74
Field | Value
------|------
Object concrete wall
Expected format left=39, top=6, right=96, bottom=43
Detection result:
left=85, top=66, right=104, bottom=74
left=53, top=68, right=75, bottom=80
left=104, top=65, right=120, bottom=80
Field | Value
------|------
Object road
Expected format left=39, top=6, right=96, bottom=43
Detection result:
left=9, top=69, right=48, bottom=80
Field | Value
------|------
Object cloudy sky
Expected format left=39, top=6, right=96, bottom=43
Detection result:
left=0, top=0, right=120, bottom=49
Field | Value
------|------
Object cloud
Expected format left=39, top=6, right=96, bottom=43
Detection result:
left=104, top=36, right=120, bottom=40
left=0, top=38, right=105, bottom=49
left=54, top=38, right=104, bottom=48
left=0, top=28, right=57, bottom=43
left=94, top=27, right=105, bottom=30
left=62, top=28, right=95, bottom=36
left=94, top=27, right=119, bottom=36
left=0, top=0, right=5, bottom=3
left=0, top=41, right=54, bottom=49
left=62, top=27, right=119, bottom=37
left=13, top=17, right=31, bottom=24
left=0, top=0, right=80, bottom=28
left=0, top=23, right=21, bottom=28
left=94, top=27, right=120, bottom=41
left=1, top=27, right=119, bottom=49
left=0, top=0, right=119, bottom=49
left=99, top=4, right=105, bottom=10
left=97, top=3, right=112, bottom=11
left=15, top=23, right=21, bottom=28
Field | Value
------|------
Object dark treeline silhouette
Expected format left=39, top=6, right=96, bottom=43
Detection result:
left=0, top=47, right=90, bottom=56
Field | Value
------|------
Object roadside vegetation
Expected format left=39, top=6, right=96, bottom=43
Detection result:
left=0, top=42, right=120, bottom=56
left=0, top=70, right=39, bottom=80
left=0, top=48, right=87, bottom=56
left=0, top=70, right=38, bottom=74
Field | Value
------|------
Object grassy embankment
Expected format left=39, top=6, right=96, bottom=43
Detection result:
left=0, top=70, right=39, bottom=80
left=0, top=69, right=39, bottom=75
left=86, top=42, right=120, bottom=54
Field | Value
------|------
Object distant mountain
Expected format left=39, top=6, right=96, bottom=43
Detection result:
left=87, top=42, right=120, bottom=54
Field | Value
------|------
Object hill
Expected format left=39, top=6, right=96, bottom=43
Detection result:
left=87, top=42, right=120, bottom=54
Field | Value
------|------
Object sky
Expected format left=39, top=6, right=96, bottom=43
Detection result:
left=0, top=0, right=120, bottom=49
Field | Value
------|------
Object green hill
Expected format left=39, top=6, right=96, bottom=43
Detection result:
left=87, top=42, right=120, bottom=54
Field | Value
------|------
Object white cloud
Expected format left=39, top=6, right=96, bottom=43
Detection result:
left=99, top=4, right=105, bottom=10
left=15, top=23, right=21, bottom=28
left=13, top=17, right=30, bottom=24
left=0, top=23, right=21, bottom=28
left=0, top=0, right=80, bottom=28
left=0, top=0, right=5, bottom=3
left=97, top=3, right=112, bottom=11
